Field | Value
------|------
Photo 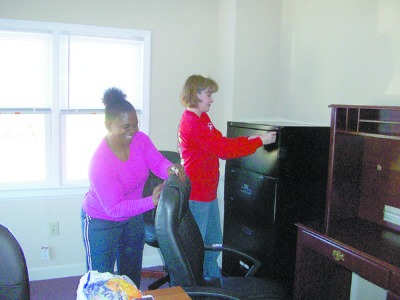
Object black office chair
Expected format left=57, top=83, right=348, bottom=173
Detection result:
left=154, top=175, right=290, bottom=300
left=0, top=224, right=30, bottom=300
left=142, top=150, right=181, bottom=290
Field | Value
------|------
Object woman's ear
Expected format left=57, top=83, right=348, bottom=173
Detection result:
left=105, top=120, right=111, bottom=131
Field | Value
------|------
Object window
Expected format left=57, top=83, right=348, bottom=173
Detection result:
left=0, top=19, right=151, bottom=198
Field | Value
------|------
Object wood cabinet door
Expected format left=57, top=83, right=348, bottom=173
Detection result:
left=327, top=133, right=364, bottom=222
left=358, top=137, right=400, bottom=226
left=293, top=229, right=352, bottom=300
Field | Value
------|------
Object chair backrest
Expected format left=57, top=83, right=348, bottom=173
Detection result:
left=155, top=174, right=207, bottom=287
left=0, top=224, right=30, bottom=300
left=143, top=151, right=181, bottom=247
left=142, top=150, right=181, bottom=198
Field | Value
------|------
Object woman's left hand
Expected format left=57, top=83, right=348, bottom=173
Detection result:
left=168, top=163, right=186, bottom=181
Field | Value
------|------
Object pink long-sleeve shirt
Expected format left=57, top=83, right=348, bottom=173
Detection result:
left=82, top=131, right=172, bottom=221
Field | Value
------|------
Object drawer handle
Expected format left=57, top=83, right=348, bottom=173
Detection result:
left=332, top=250, right=345, bottom=261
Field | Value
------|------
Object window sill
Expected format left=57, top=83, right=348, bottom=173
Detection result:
left=0, top=185, right=89, bottom=201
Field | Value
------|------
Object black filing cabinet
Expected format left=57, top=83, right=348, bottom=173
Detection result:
left=222, top=121, right=330, bottom=295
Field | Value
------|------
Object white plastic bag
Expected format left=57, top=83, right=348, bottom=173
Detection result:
left=76, top=270, right=145, bottom=300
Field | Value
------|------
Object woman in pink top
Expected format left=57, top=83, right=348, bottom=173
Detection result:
left=81, top=87, right=185, bottom=287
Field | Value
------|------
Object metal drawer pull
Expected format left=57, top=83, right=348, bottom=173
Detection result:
left=332, top=250, right=345, bottom=261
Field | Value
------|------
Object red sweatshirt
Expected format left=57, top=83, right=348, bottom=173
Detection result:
left=178, top=110, right=263, bottom=202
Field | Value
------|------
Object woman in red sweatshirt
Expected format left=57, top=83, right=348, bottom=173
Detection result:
left=178, top=74, right=276, bottom=280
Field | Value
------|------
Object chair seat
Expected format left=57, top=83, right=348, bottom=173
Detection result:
left=221, top=277, right=289, bottom=299
left=200, top=276, right=289, bottom=299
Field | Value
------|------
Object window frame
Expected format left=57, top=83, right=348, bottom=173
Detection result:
left=0, top=18, right=151, bottom=200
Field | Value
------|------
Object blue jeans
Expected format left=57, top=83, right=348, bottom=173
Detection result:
left=189, top=198, right=222, bottom=279
left=81, top=209, right=145, bottom=287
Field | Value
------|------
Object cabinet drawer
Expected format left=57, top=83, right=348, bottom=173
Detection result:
left=223, top=217, right=275, bottom=258
left=226, top=125, right=278, bottom=177
left=387, top=291, right=400, bottom=300
left=390, top=270, right=400, bottom=296
left=301, top=230, right=390, bottom=289
left=224, top=166, right=276, bottom=227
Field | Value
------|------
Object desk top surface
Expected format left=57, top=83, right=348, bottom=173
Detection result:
left=297, top=218, right=400, bottom=269
left=142, top=286, right=191, bottom=300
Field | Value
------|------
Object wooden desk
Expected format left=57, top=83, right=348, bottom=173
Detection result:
left=292, top=105, right=400, bottom=299
left=294, top=221, right=400, bottom=300
left=142, top=286, right=191, bottom=300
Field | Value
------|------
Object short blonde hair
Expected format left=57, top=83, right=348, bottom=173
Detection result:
left=180, top=75, right=218, bottom=108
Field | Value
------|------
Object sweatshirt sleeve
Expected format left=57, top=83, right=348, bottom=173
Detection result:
left=89, top=161, right=155, bottom=219
left=188, top=117, right=263, bottom=160
left=141, top=133, right=173, bottom=180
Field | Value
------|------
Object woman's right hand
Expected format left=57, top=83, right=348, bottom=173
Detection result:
left=260, top=131, right=277, bottom=145
left=249, top=131, right=277, bottom=145
left=151, top=183, right=164, bottom=207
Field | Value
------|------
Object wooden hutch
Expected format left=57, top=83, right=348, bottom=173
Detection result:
left=294, top=105, right=400, bottom=299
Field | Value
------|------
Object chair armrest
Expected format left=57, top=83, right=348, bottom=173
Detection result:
left=183, top=286, right=249, bottom=300
left=203, top=244, right=261, bottom=277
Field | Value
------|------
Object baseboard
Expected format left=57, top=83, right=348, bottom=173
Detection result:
left=28, top=263, right=87, bottom=281
left=28, top=254, right=164, bottom=281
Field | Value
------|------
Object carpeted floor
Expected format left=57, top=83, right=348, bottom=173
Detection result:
left=29, top=267, right=169, bottom=300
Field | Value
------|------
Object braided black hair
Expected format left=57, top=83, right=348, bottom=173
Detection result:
left=102, top=87, right=136, bottom=122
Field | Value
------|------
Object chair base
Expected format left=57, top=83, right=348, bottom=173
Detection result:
left=147, top=273, right=170, bottom=290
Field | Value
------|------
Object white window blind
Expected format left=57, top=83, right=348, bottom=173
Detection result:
left=0, top=18, right=151, bottom=197
left=60, top=34, right=144, bottom=111
left=0, top=31, right=52, bottom=109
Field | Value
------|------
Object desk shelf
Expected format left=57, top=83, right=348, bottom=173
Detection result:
left=334, top=105, right=400, bottom=137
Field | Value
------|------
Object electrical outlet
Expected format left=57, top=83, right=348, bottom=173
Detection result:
left=49, top=221, right=59, bottom=236
left=41, top=246, right=50, bottom=260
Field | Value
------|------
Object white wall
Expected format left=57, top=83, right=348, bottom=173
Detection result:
left=350, top=273, right=387, bottom=300
left=1, top=2, right=400, bottom=294
left=279, top=0, right=400, bottom=125
left=231, top=0, right=281, bottom=122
